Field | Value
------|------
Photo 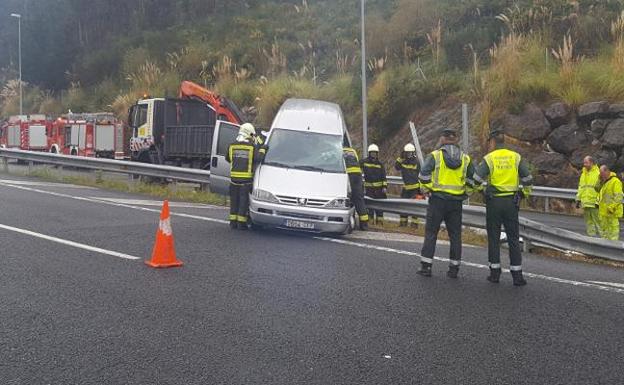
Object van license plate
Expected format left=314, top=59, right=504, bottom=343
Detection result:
left=285, top=220, right=315, bottom=230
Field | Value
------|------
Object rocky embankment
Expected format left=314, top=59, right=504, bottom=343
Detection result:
left=496, top=101, right=624, bottom=187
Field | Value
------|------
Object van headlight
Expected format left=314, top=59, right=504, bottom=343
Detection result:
left=253, top=189, right=279, bottom=203
left=325, top=198, right=350, bottom=209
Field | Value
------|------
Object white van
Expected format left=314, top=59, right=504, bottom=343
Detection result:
left=249, top=98, right=355, bottom=233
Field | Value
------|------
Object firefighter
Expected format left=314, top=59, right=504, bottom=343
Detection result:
left=575, top=156, right=601, bottom=237
left=474, top=129, right=533, bottom=286
left=597, top=164, right=623, bottom=241
left=361, top=144, right=387, bottom=225
left=343, top=147, right=369, bottom=230
left=395, top=143, right=421, bottom=227
left=226, top=123, right=261, bottom=230
left=418, top=128, right=475, bottom=278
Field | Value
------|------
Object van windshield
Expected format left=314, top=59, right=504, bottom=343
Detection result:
left=263, top=128, right=345, bottom=173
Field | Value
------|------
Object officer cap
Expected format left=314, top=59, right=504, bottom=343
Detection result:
left=488, top=128, right=505, bottom=139
left=441, top=128, right=457, bottom=137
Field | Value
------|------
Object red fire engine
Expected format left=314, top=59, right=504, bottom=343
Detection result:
left=0, top=114, right=52, bottom=151
left=49, top=112, right=125, bottom=159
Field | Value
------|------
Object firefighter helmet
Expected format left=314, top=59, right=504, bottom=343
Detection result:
left=368, top=144, right=380, bottom=153
left=240, top=123, right=256, bottom=137
left=404, top=143, right=416, bottom=152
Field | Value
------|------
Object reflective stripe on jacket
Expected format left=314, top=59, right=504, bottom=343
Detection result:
left=576, top=165, right=600, bottom=207
left=484, top=149, right=521, bottom=197
left=395, top=156, right=420, bottom=191
left=427, top=150, right=470, bottom=196
left=598, top=173, right=623, bottom=219
left=361, top=157, right=387, bottom=188
left=228, top=142, right=255, bottom=181
left=343, top=147, right=362, bottom=175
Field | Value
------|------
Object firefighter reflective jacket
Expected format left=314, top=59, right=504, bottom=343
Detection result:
left=361, top=156, right=387, bottom=188
left=598, top=173, right=623, bottom=218
left=226, top=139, right=258, bottom=183
left=576, top=165, right=600, bottom=208
left=343, top=147, right=362, bottom=175
left=395, top=155, right=420, bottom=190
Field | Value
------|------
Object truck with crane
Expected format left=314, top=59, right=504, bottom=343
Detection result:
left=127, top=81, right=244, bottom=169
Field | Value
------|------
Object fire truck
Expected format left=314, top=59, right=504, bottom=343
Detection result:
left=49, top=112, right=125, bottom=159
left=0, top=114, right=52, bottom=151
left=128, top=81, right=244, bottom=168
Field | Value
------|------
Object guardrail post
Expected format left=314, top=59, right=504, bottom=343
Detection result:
left=2, top=157, right=8, bottom=173
left=544, top=197, right=549, bottom=213
left=95, top=169, right=103, bottom=183
left=199, top=183, right=209, bottom=192
left=28, top=160, right=34, bottom=174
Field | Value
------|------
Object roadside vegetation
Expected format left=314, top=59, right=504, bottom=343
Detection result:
left=1, top=1, right=624, bottom=142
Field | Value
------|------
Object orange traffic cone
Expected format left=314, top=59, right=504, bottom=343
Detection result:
left=145, top=200, right=183, bottom=268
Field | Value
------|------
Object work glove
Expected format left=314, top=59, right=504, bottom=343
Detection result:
left=575, top=201, right=581, bottom=209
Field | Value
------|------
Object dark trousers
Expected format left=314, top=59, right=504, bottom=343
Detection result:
left=229, top=182, right=251, bottom=224
left=349, top=175, right=368, bottom=222
left=486, top=196, right=522, bottom=269
left=365, top=186, right=386, bottom=222
left=421, top=195, right=463, bottom=265
left=400, top=188, right=419, bottom=225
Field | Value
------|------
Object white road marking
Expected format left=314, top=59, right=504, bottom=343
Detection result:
left=0, top=182, right=228, bottom=225
left=587, top=281, right=624, bottom=289
left=91, top=197, right=224, bottom=209
left=346, top=231, right=478, bottom=248
left=0, top=181, right=622, bottom=295
left=0, top=179, right=95, bottom=189
left=0, top=223, right=139, bottom=260
left=315, top=237, right=624, bottom=295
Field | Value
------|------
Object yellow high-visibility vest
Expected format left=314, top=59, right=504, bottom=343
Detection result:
left=484, top=149, right=520, bottom=197
left=430, top=150, right=470, bottom=195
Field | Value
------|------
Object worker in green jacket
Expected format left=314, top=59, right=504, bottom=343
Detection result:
left=597, top=165, right=623, bottom=241
left=575, top=156, right=601, bottom=237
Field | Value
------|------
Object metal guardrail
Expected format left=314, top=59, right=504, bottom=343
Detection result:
left=388, top=176, right=622, bottom=211
left=0, top=148, right=211, bottom=185
left=388, top=176, right=577, bottom=199
left=1, top=149, right=621, bottom=261
left=365, top=198, right=624, bottom=262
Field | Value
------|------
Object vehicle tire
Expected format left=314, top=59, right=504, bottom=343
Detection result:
left=341, top=211, right=356, bottom=235
left=70, top=149, right=78, bottom=156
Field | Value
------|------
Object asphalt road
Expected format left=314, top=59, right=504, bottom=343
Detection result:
left=0, top=174, right=623, bottom=384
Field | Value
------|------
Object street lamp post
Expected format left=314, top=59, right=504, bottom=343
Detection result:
left=11, top=13, right=22, bottom=116
left=360, top=0, right=368, bottom=158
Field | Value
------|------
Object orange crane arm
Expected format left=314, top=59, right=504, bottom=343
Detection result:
left=178, top=81, right=244, bottom=124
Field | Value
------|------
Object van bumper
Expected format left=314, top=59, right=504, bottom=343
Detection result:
left=249, top=198, right=353, bottom=234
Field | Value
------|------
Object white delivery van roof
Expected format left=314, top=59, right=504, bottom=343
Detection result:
left=271, top=98, right=346, bottom=135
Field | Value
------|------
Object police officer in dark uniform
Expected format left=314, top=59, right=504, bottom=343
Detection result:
left=395, top=143, right=421, bottom=227
left=344, top=147, right=369, bottom=230
left=361, top=144, right=387, bottom=225
left=226, top=123, right=262, bottom=230
left=474, top=129, right=533, bottom=286
left=418, top=128, right=475, bottom=278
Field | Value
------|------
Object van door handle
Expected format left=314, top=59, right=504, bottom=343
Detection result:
left=212, top=157, right=218, bottom=168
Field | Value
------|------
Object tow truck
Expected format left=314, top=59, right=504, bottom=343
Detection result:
left=128, top=81, right=244, bottom=170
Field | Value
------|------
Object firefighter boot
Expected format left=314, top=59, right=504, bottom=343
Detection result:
left=447, top=265, right=459, bottom=279
left=486, top=268, right=501, bottom=283
left=229, top=221, right=238, bottom=230
left=360, top=221, right=369, bottom=231
left=418, top=262, right=432, bottom=277
left=511, top=270, right=527, bottom=286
